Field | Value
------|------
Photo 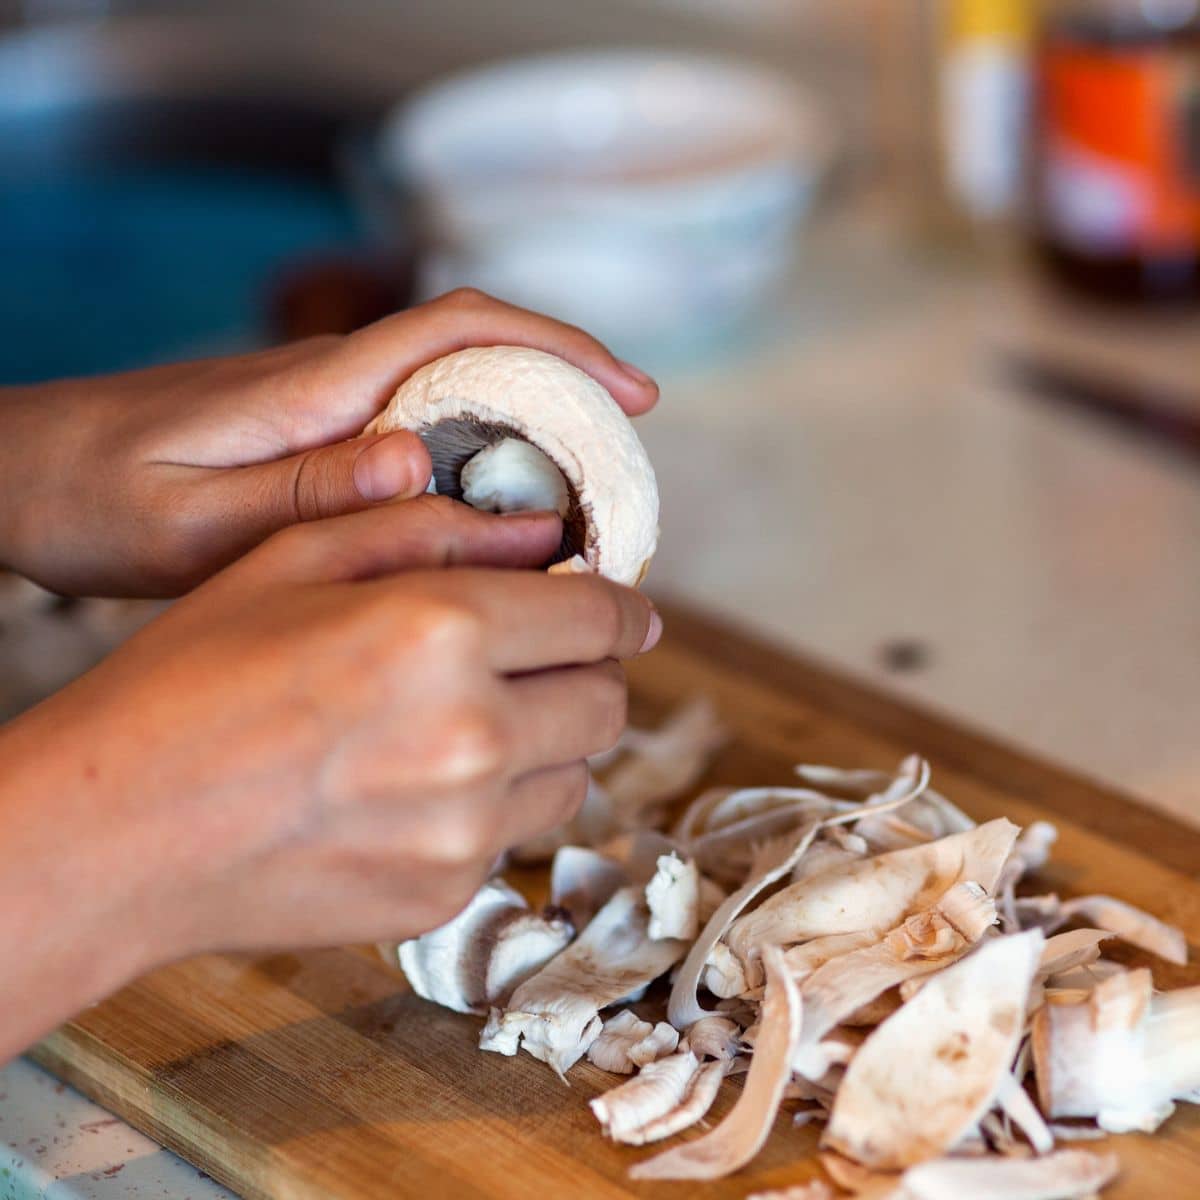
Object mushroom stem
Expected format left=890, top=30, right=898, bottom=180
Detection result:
left=1033, top=981, right=1200, bottom=1131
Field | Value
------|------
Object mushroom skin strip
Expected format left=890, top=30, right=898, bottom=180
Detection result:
left=726, top=818, right=1019, bottom=984
left=900, top=1149, right=1119, bottom=1200
left=590, top=1050, right=726, bottom=1144
left=669, top=758, right=932, bottom=1029
left=479, top=885, right=687, bottom=1077
left=823, top=930, right=1044, bottom=1171
left=632, top=945, right=802, bottom=1181
left=792, top=883, right=998, bottom=1080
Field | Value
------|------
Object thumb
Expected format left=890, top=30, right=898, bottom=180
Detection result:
left=207, top=429, right=432, bottom=541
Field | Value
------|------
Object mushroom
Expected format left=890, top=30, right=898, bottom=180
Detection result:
left=747, top=1184, right=834, bottom=1200
left=549, top=845, right=627, bottom=928
left=1032, top=969, right=1200, bottom=1133
left=790, top=883, right=999, bottom=1081
left=899, top=1148, right=1119, bottom=1200
left=586, top=1009, right=679, bottom=1074
left=668, top=758, right=934, bottom=1029
left=645, top=853, right=703, bottom=941
left=388, top=878, right=527, bottom=1014
left=632, top=945, right=802, bottom=1181
left=684, top=1015, right=743, bottom=1061
left=483, top=908, right=575, bottom=1007
left=590, top=1050, right=727, bottom=1145
left=479, top=885, right=687, bottom=1077
left=724, top=818, right=1019, bottom=988
left=364, top=346, right=659, bottom=585
left=823, top=930, right=1045, bottom=1171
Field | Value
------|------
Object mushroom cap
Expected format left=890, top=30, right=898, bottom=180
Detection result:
left=365, top=346, right=659, bottom=586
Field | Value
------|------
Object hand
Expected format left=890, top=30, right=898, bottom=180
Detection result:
left=0, top=289, right=658, bottom=597
left=0, top=496, right=660, bottom=1060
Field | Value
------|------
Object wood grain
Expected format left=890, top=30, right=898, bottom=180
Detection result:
left=31, top=602, right=1200, bottom=1199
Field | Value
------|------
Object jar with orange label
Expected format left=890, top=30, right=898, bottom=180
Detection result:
left=1034, top=0, right=1200, bottom=301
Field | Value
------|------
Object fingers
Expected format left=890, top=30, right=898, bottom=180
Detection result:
left=502, top=662, right=627, bottom=775
left=500, top=761, right=591, bottom=851
left=321, top=288, right=659, bottom=425
left=409, top=569, right=659, bottom=672
left=256, top=495, right=563, bottom=583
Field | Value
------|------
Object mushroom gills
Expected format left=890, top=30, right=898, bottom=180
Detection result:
left=419, top=417, right=586, bottom=564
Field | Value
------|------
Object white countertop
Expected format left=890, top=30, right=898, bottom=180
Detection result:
left=644, top=233, right=1200, bottom=832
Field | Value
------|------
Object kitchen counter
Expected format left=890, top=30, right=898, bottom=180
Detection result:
left=644, top=232, right=1200, bottom=832
left=5, top=227, right=1199, bottom=1197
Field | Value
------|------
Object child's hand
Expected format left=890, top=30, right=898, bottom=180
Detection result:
left=0, top=289, right=657, bottom=596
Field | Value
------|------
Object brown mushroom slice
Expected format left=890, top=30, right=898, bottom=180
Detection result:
left=479, top=885, right=687, bottom=1077
left=668, top=761, right=934, bottom=1030
left=549, top=845, right=627, bottom=928
left=783, top=931, right=883, bottom=982
left=632, top=945, right=802, bottom=1181
left=899, top=1149, right=1119, bottom=1200
left=725, top=819, right=1019, bottom=984
left=792, top=883, right=998, bottom=1080
left=484, top=908, right=575, bottom=1007
left=1036, top=929, right=1112, bottom=980
left=1055, top=896, right=1187, bottom=966
left=366, top=346, right=659, bottom=585
left=586, top=1009, right=680, bottom=1074
left=1032, top=970, right=1200, bottom=1133
left=824, top=930, right=1044, bottom=1171
left=390, top=878, right=527, bottom=1014
left=591, top=1050, right=727, bottom=1145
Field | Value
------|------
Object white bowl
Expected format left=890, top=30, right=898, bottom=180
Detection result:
left=380, top=50, right=830, bottom=354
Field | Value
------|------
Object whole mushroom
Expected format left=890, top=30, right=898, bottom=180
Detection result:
left=364, top=346, right=660, bottom=586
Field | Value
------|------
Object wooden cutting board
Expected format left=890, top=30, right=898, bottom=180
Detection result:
left=31, top=603, right=1200, bottom=1200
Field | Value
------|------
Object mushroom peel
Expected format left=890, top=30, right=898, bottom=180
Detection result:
left=822, top=930, right=1044, bottom=1171
left=631, top=945, right=803, bottom=1181
left=364, top=346, right=659, bottom=585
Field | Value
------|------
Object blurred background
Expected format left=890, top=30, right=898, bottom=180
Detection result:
left=1, top=0, right=1199, bottom=826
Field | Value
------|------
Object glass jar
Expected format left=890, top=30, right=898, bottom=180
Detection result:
left=1033, top=0, right=1200, bottom=301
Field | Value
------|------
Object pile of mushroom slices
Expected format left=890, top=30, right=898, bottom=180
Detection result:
left=382, top=704, right=1198, bottom=1200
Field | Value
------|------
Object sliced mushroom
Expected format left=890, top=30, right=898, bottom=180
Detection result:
left=586, top=1009, right=680, bottom=1074
left=549, top=845, right=627, bottom=928
left=366, top=346, right=659, bottom=584
left=900, top=1148, right=1118, bottom=1200
left=1032, top=970, right=1200, bottom=1133
left=823, top=930, right=1044, bottom=1170
left=389, top=878, right=527, bottom=1014
left=685, top=1015, right=743, bottom=1061
left=632, top=946, right=802, bottom=1181
left=725, top=819, right=1018, bottom=987
left=993, top=1072, right=1054, bottom=1155
left=591, top=1050, right=726, bottom=1145
left=791, top=883, right=998, bottom=1080
left=669, top=760, right=933, bottom=1029
left=484, top=908, right=575, bottom=1007
left=746, top=1184, right=834, bottom=1200
left=646, top=853, right=702, bottom=941
left=600, top=696, right=727, bottom=828
left=479, top=885, right=687, bottom=1077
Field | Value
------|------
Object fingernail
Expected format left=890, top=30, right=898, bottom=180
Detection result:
left=354, top=438, right=415, bottom=502
left=639, top=608, right=663, bottom=654
left=617, top=359, right=657, bottom=388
